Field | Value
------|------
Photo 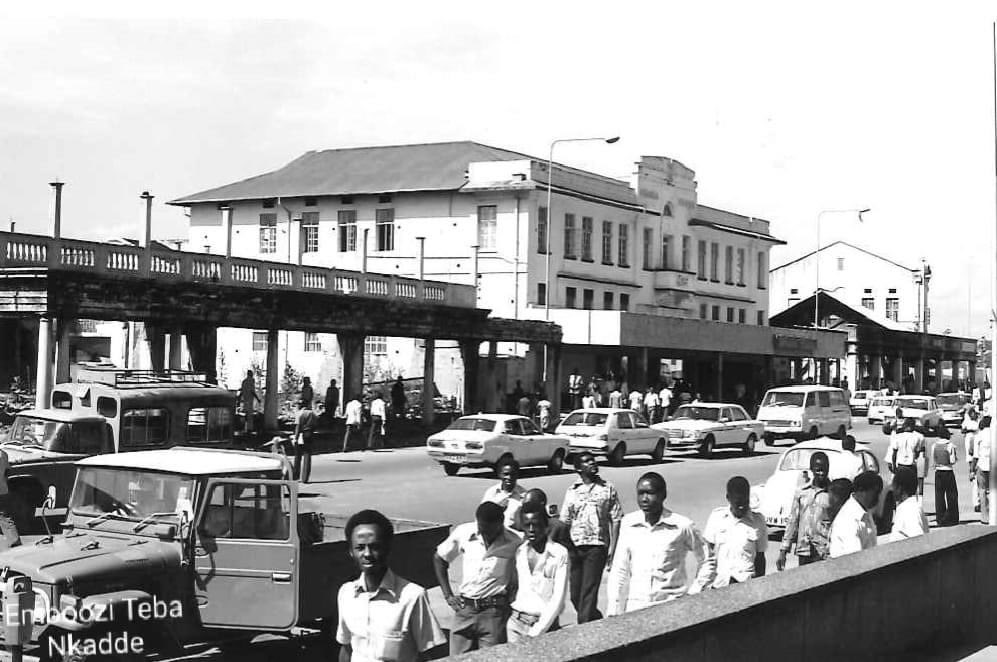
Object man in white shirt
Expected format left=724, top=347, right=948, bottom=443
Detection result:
left=973, top=416, right=993, bottom=523
left=963, top=407, right=980, bottom=510
left=367, top=391, right=388, bottom=450
left=643, top=389, right=660, bottom=423
left=659, top=384, right=673, bottom=417
left=628, top=388, right=644, bottom=416
left=607, top=472, right=708, bottom=614
left=507, top=503, right=569, bottom=642
left=481, top=460, right=526, bottom=531
left=342, top=395, right=364, bottom=453
left=889, top=467, right=929, bottom=542
left=581, top=392, right=596, bottom=409
left=885, top=418, right=924, bottom=475
left=829, top=471, right=882, bottom=558
left=608, top=388, right=623, bottom=409
left=837, top=435, right=865, bottom=479
left=695, top=476, right=767, bottom=590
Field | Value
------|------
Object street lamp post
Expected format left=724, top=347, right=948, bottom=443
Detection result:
left=814, top=208, right=869, bottom=328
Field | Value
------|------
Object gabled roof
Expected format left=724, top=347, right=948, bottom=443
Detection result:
left=771, top=240, right=916, bottom=273
left=772, top=291, right=909, bottom=332
left=168, top=141, right=534, bottom=205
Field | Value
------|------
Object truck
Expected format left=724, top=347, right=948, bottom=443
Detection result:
left=0, top=447, right=449, bottom=661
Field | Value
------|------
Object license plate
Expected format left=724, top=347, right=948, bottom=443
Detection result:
left=445, top=455, right=467, bottom=464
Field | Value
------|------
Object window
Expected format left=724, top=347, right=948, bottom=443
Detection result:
left=886, top=298, right=899, bottom=321
left=729, top=407, right=748, bottom=421
left=661, top=235, right=672, bottom=270
left=888, top=288, right=897, bottom=294
left=262, top=199, right=276, bottom=209
left=738, top=308, right=746, bottom=323
left=710, top=242, right=719, bottom=281
left=52, top=391, right=72, bottom=409
left=582, top=289, right=594, bottom=310
left=790, top=288, right=799, bottom=295
left=663, top=203, right=673, bottom=217
left=304, top=332, right=321, bottom=352
left=757, top=310, right=765, bottom=325
left=564, top=214, right=577, bottom=259
left=697, top=240, right=707, bottom=280
left=603, top=291, right=614, bottom=309
left=837, top=257, right=845, bottom=271
left=201, top=481, right=291, bottom=541
left=700, top=303, right=708, bottom=319
left=338, top=210, right=357, bottom=252
left=97, top=397, right=118, bottom=418
left=186, top=407, right=233, bottom=444
left=304, top=197, right=317, bottom=207
left=581, top=217, right=594, bottom=261
left=477, top=205, right=497, bottom=251
left=365, top=336, right=388, bottom=355
left=301, top=212, right=319, bottom=253
left=615, top=412, right=634, bottom=429
left=537, top=206, right=549, bottom=254
left=537, top=283, right=547, bottom=306
left=726, top=307, right=734, bottom=322
left=861, top=298, right=875, bottom=311
left=259, top=213, right=277, bottom=254
left=682, top=236, right=691, bottom=271
left=375, top=208, right=395, bottom=251
left=120, top=409, right=169, bottom=448
left=340, top=196, right=354, bottom=204
left=617, top=224, right=629, bottom=267
left=724, top=246, right=734, bottom=284
left=817, top=391, right=831, bottom=407
left=863, top=288, right=873, bottom=294
left=252, top=331, right=268, bottom=352
left=378, top=194, right=392, bottom=204
left=565, top=287, right=577, bottom=308
left=601, top=221, right=613, bottom=264
left=620, top=293, right=629, bottom=311
left=757, top=251, right=767, bottom=288
left=643, top=227, right=654, bottom=269
left=711, top=305, right=720, bottom=321
left=737, top=248, right=745, bottom=285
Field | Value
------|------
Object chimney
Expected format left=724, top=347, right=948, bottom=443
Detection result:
left=49, top=181, right=64, bottom=239
left=140, top=191, right=154, bottom=248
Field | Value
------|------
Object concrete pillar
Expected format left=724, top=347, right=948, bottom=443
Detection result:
left=337, top=333, right=366, bottom=406
left=50, top=182, right=64, bottom=239
left=914, top=356, right=925, bottom=394
left=145, top=324, right=166, bottom=373
left=817, top=358, right=829, bottom=385
left=263, top=329, right=280, bottom=431
left=969, top=360, right=977, bottom=388
left=529, top=342, right=545, bottom=394
left=55, top=319, right=72, bottom=384
left=846, top=345, right=859, bottom=391
left=635, top=347, right=649, bottom=389
left=35, top=317, right=54, bottom=409
left=459, top=340, right=481, bottom=414
left=550, top=343, right=563, bottom=418
left=185, top=324, right=218, bottom=383
left=168, top=328, right=183, bottom=371
left=892, top=355, right=904, bottom=393
left=140, top=191, right=154, bottom=249
left=870, top=354, right=882, bottom=389
left=422, top=338, right=436, bottom=427
left=221, top=206, right=233, bottom=258
left=716, top=352, right=724, bottom=401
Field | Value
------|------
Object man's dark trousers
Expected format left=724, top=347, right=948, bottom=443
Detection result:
left=293, top=433, right=313, bottom=483
left=570, top=545, right=606, bottom=623
left=935, top=470, right=959, bottom=526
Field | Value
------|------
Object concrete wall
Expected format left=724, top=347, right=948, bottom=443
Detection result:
left=457, top=525, right=997, bottom=662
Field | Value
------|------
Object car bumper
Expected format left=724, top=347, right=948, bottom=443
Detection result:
left=761, top=425, right=802, bottom=437
left=850, top=406, right=869, bottom=414
left=567, top=440, right=609, bottom=454
left=941, top=412, right=962, bottom=425
left=426, top=450, right=489, bottom=467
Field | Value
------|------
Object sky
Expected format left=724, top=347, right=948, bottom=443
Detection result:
left=1, top=1, right=995, bottom=338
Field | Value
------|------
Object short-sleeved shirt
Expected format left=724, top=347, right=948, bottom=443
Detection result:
left=829, top=496, right=877, bottom=558
left=659, top=388, right=673, bottom=407
left=889, top=497, right=929, bottom=542
left=481, top=483, right=526, bottom=530
left=435, top=522, right=521, bottom=598
left=628, top=392, right=644, bottom=409
left=781, top=484, right=832, bottom=558
left=561, top=478, right=624, bottom=547
left=701, top=507, right=768, bottom=587
left=345, top=400, right=364, bottom=426
left=370, top=398, right=387, bottom=418
left=608, top=391, right=623, bottom=408
left=887, top=431, right=924, bottom=466
left=295, top=408, right=317, bottom=435
left=644, top=391, right=660, bottom=407
left=510, top=541, right=569, bottom=635
left=976, top=428, right=993, bottom=468
left=336, top=570, right=445, bottom=662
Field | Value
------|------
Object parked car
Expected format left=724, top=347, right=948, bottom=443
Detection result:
left=935, top=392, right=970, bottom=427
left=882, top=395, right=946, bottom=435
left=849, top=389, right=882, bottom=415
left=867, top=395, right=897, bottom=425
left=752, top=438, right=895, bottom=534
left=555, top=408, right=667, bottom=465
left=652, top=403, right=763, bottom=457
left=755, top=385, right=852, bottom=445
left=426, top=414, right=570, bottom=476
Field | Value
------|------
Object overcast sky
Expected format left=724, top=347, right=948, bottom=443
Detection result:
left=2, top=1, right=994, bottom=338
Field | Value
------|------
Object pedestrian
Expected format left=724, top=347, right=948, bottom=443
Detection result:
left=0, top=449, right=21, bottom=550
left=828, top=471, right=883, bottom=558
left=343, top=395, right=364, bottom=452
left=608, top=386, right=623, bottom=409
left=293, top=399, right=317, bottom=483
left=517, top=391, right=533, bottom=418
left=974, top=415, right=993, bottom=523
left=300, top=376, right=314, bottom=407
left=889, top=467, right=930, bottom=541
left=885, top=418, right=924, bottom=478
left=607, top=472, right=708, bottom=614
left=827, top=478, right=853, bottom=521
left=628, top=387, right=643, bottom=415
left=696, top=476, right=767, bottom=590
left=239, top=370, right=260, bottom=433
left=561, top=452, right=623, bottom=623
left=568, top=370, right=584, bottom=410
left=838, top=435, right=864, bottom=479
left=391, top=376, right=407, bottom=421
left=777, top=451, right=833, bottom=570
left=337, top=509, right=445, bottom=662
left=506, top=503, right=569, bottom=642
left=481, top=460, right=526, bottom=531
left=659, top=382, right=673, bottom=417
left=963, top=406, right=980, bottom=511
left=324, top=378, right=340, bottom=420
left=582, top=392, right=596, bottom=409
left=368, top=391, right=387, bottom=450
left=521, top=488, right=574, bottom=554
left=931, top=426, right=959, bottom=526
left=536, top=393, right=552, bottom=432
left=433, top=501, right=521, bottom=654
left=643, top=387, right=660, bottom=423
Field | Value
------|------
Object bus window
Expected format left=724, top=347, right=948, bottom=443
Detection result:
left=186, top=407, right=233, bottom=443
left=121, top=409, right=170, bottom=448
left=51, top=391, right=73, bottom=410
left=97, top=397, right=118, bottom=418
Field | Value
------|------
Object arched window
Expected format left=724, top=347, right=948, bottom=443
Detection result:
left=662, top=203, right=673, bottom=217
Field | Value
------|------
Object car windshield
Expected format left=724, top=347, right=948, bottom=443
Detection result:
left=872, top=398, right=894, bottom=407
left=853, top=393, right=868, bottom=400
left=70, top=466, right=194, bottom=523
left=447, top=418, right=496, bottom=433
left=562, top=412, right=609, bottom=426
left=5, top=416, right=69, bottom=449
left=936, top=395, right=965, bottom=406
left=673, top=406, right=720, bottom=421
left=900, top=399, right=931, bottom=410
left=761, top=392, right=804, bottom=407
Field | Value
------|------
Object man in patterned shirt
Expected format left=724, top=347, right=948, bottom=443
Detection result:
left=561, top=452, right=623, bottom=623
left=777, top=451, right=833, bottom=570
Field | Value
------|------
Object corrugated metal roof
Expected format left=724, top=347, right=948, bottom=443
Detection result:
left=168, top=141, right=534, bottom=205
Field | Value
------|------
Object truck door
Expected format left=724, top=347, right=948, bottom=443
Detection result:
left=194, top=478, right=299, bottom=630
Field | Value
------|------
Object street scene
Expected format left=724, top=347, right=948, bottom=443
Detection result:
left=2, top=3, right=997, bottom=661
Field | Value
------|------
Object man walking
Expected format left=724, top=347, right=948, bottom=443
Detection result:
left=974, top=416, right=993, bottom=523
left=607, top=472, right=708, bottom=614
left=659, top=382, right=673, bottom=417
left=561, top=452, right=623, bottom=623
left=391, top=376, right=407, bottom=421
left=368, top=391, right=387, bottom=450
left=608, top=386, right=623, bottom=409
left=628, top=387, right=644, bottom=417
left=434, top=502, right=521, bottom=654
left=696, top=476, right=767, bottom=590
left=568, top=369, right=584, bottom=410
left=931, top=427, right=959, bottom=526
left=293, top=399, right=317, bottom=483
left=777, top=452, right=832, bottom=569
left=342, top=394, right=364, bottom=453
left=507, top=503, right=569, bottom=642
left=829, top=471, right=883, bottom=558
left=536, top=393, right=552, bottom=432
left=963, top=406, right=980, bottom=511
left=890, top=467, right=930, bottom=541
left=239, top=370, right=260, bottom=433
left=300, top=375, right=314, bottom=407
left=885, top=418, right=924, bottom=478
left=324, top=378, right=340, bottom=420
left=481, top=460, right=526, bottom=531
left=337, top=509, right=445, bottom=662
left=643, top=387, right=660, bottom=423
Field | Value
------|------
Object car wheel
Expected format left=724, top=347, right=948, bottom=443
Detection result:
left=836, top=425, right=847, bottom=440
left=699, top=435, right=715, bottom=459
left=608, top=443, right=626, bottom=466
left=763, top=432, right=775, bottom=446
left=651, top=439, right=666, bottom=462
left=743, top=434, right=756, bottom=456
left=442, top=462, right=460, bottom=476
left=876, top=491, right=897, bottom=536
left=546, top=449, right=565, bottom=474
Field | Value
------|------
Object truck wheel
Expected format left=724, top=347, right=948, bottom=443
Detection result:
left=651, top=439, right=666, bottom=462
left=546, top=449, right=565, bottom=474
left=608, top=443, right=626, bottom=466
left=743, top=434, right=756, bottom=456
left=442, top=462, right=460, bottom=476
left=494, top=455, right=515, bottom=477
left=699, top=435, right=715, bottom=459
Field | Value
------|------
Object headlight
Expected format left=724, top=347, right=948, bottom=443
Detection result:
left=465, top=442, right=482, bottom=450
left=427, top=439, right=444, bottom=448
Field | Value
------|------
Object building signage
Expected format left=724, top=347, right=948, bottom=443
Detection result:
left=773, top=334, right=817, bottom=355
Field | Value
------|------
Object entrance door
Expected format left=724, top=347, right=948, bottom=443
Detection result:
left=194, top=478, right=298, bottom=630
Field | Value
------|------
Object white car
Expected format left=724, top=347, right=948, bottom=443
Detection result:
left=849, top=389, right=883, bottom=415
left=652, top=403, right=764, bottom=457
left=935, top=392, right=970, bottom=427
left=753, top=438, right=895, bottom=534
left=426, top=414, right=570, bottom=476
left=555, top=408, right=667, bottom=465
left=866, top=395, right=896, bottom=424
left=881, top=395, right=945, bottom=435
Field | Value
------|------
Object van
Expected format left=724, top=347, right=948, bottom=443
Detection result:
left=756, top=385, right=851, bottom=445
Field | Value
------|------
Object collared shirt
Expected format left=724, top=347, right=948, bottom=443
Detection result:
left=561, top=478, right=624, bottom=547
left=608, top=391, right=623, bottom=408
left=582, top=395, right=596, bottom=409
left=644, top=391, right=660, bottom=407
left=781, top=484, right=832, bottom=558
left=435, top=522, right=521, bottom=599
left=510, top=540, right=569, bottom=636
left=336, top=570, right=445, bottom=662
left=886, top=431, right=924, bottom=466
left=932, top=439, right=957, bottom=471
left=345, top=399, right=364, bottom=426
left=568, top=374, right=583, bottom=392
left=628, top=391, right=644, bottom=409
left=890, top=497, right=929, bottom=542
left=698, top=507, right=767, bottom=589
left=659, top=388, right=672, bottom=407
left=607, top=509, right=708, bottom=615
left=481, top=483, right=526, bottom=530
left=975, top=428, right=993, bottom=467
left=829, top=496, right=877, bottom=558
left=370, top=398, right=387, bottom=418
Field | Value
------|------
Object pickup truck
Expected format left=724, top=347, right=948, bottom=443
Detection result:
left=0, top=447, right=449, bottom=661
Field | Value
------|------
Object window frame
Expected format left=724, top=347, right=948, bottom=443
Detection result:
left=581, top=216, right=594, bottom=261
left=477, top=205, right=497, bottom=252
left=563, top=214, right=577, bottom=259
left=537, top=206, right=549, bottom=255
left=617, top=224, right=629, bottom=267
left=375, top=208, right=395, bottom=252
left=337, top=210, right=357, bottom=252
left=601, top=221, right=614, bottom=265
left=259, top=213, right=277, bottom=254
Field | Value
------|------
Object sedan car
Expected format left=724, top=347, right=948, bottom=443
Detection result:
left=849, top=389, right=882, bottom=415
left=935, top=392, right=970, bottom=427
left=426, top=414, right=570, bottom=476
left=882, top=395, right=946, bottom=436
left=752, top=438, right=895, bottom=535
left=555, top=408, right=667, bottom=465
left=652, top=403, right=763, bottom=457
left=866, top=395, right=896, bottom=425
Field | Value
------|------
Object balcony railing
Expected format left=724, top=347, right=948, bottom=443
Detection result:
left=0, top=231, right=477, bottom=308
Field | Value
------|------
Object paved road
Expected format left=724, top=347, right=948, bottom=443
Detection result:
left=168, top=418, right=982, bottom=660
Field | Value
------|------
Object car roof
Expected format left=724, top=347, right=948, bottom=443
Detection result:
left=564, top=408, right=629, bottom=414
left=674, top=402, right=742, bottom=409
left=785, top=438, right=850, bottom=452
left=460, top=414, right=529, bottom=422
left=765, top=386, right=842, bottom=393
left=77, top=448, right=285, bottom=475
left=15, top=409, right=106, bottom=424
left=896, top=395, right=932, bottom=401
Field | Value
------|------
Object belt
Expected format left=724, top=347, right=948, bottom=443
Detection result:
left=460, top=594, right=508, bottom=610
left=512, top=608, right=539, bottom=626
